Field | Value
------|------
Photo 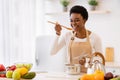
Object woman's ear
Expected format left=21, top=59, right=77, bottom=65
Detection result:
left=83, top=19, right=87, bottom=24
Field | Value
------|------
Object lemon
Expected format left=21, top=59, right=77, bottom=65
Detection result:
left=19, top=67, right=28, bottom=76
left=12, top=71, right=21, bottom=80
left=14, top=68, right=21, bottom=73
left=6, top=71, right=13, bottom=78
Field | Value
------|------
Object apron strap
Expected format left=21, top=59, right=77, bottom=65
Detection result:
left=86, top=30, right=92, bottom=54
left=68, top=32, right=76, bottom=64
left=86, top=30, right=90, bottom=42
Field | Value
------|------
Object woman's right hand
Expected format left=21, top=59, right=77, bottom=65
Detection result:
left=55, top=22, right=62, bottom=36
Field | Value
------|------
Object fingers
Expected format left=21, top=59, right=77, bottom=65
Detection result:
left=79, top=58, right=85, bottom=65
left=55, top=22, right=62, bottom=35
left=55, top=22, right=62, bottom=31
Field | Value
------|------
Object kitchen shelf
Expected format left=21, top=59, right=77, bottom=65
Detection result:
left=45, top=10, right=110, bottom=16
left=45, top=12, right=69, bottom=16
left=89, top=10, right=110, bottom=14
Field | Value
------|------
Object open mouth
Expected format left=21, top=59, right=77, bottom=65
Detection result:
left=73, top=25, right=79, bottom=31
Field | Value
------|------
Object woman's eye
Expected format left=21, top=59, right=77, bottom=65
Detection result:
left=70, top=19, right=80, bottom=22
left=76, top=20, right=80, bottom=22
left=70, top=20, right=73, bottom=22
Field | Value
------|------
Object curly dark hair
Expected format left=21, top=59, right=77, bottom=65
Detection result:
left=70, top=5, right=88, bottom=21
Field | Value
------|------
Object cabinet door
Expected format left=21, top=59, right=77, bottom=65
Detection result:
left=106, top=67, right=120, bottom=75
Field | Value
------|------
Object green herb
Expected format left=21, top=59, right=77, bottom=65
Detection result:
left=60, top=0, right=70, bottom=7
left=88, top=0, right=98, bottom=6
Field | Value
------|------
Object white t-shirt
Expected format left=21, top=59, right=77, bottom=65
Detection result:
left=51, top=31, right=102, bottom=56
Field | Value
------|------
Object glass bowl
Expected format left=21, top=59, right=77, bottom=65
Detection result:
left=14, top=62, right=33, bottom=71
left=65, top=64, right=81, bottom=75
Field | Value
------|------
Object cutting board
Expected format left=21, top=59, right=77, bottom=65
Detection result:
left=105, top=47, right=114, bottom=62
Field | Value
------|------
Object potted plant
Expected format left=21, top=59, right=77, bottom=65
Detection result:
left=60, top=0, right=70, bottom=12
left=88, top=0, right=98, bottom=10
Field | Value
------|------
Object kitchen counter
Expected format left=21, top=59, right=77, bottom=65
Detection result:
left=34, top=72, right=83, bottom=80
left=0, top=72, right=83, bottom=80
left=1, top=62, right=119, bottom=80
left=105, top=62, right=120, bottom=75
left=105, top=62, right=120, bottom=68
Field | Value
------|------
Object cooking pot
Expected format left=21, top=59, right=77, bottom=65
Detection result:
left=65, top=64, right=81, bottom=75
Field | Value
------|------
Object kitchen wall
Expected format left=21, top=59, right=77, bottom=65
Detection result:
left=0, top=0, right=36, bottom=65
left=35, top=0, right=120, bottom=72
left=43, top=0, right=120, bottom=62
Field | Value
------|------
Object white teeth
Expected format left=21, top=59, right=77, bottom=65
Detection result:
left=73, top=27, right=76, bottom=29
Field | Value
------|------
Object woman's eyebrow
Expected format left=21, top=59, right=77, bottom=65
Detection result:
left=75, top=18, right=80, bottom=20
left=70, top=18, right=80, bottom=20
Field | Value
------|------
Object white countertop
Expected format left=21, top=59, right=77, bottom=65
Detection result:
left=34, top=72, right=83, bottom=80
left=0, top=72, right=83, bottom=80
left=1, top=62, right=120, bottom=80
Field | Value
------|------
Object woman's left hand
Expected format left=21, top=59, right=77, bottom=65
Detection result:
left=79, top=57, right=85, bottom=65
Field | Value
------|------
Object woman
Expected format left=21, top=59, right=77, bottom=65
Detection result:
left=50, top=5, right=102, bottom=72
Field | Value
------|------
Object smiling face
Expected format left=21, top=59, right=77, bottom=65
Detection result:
left=70, top=13, right=86, bottom=33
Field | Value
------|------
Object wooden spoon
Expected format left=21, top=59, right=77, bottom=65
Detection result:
left=48, top=21, right=72, bottom=30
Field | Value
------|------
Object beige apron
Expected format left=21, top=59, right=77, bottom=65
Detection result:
left=68, top=30, right=92, bottom=73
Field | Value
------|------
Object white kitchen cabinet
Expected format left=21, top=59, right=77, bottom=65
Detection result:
left=34, top=35, right=66, bottom=72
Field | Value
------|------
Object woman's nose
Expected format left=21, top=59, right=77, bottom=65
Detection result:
left=72, top=22, right=77, bottom=26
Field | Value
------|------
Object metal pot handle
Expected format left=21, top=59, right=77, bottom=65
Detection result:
left=91, top=52, right=105, bottom=65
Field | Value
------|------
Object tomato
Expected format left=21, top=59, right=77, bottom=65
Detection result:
left=0, top=74, right=6, bottom=77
